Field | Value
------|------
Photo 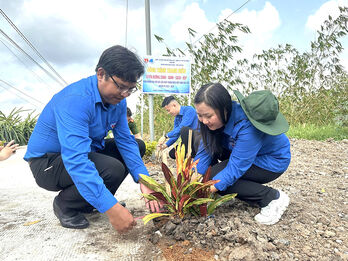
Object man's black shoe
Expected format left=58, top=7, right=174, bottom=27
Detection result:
left=53, top=197, right=89, bottom=229
left=79, top=206, right=96, bottom=214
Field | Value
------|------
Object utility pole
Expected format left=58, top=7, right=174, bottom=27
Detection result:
left=145, top=0, right=154, bottom=141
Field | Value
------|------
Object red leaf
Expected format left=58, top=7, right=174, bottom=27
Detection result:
left=172, top=187, right=177, bottom=199
left=150, top=192, right=168, bottom=204
left=202, top=166, right=212, bottom=183
left=161, top=162, right=174, bottom=184
left=178, top=179, right=189, bottom=192
left=199, top=203, right=207, bottom=216
left=178, top=194, right=190, bottom=212
left=177, top=171, right=183, bottom=188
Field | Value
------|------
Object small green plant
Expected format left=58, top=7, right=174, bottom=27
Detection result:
left=145, top=140, right=157, bottom=157
left=0, top=107, right=38, bottom=145
left=139, top=143, right=237, bottom=224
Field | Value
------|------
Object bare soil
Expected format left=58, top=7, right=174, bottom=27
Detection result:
left=141, top=138, right=348, bottom=261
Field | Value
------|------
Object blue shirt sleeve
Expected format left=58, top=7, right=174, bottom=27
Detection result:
left=112, top=104, right=149, bottom=182
left=195, top=140, right=212, bottom=175
left=166, top=107, right=197, bottom=147
left=55, top=95, right=117, bottom=213
left=213, top=123, right=264, bottom=191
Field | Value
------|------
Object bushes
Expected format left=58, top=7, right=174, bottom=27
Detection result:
left=0, top=108, right=38, bottom=145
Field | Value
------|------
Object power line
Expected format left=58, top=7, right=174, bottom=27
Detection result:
left=0, top=84, right=40, bottom=109
left=0, top=79, right=43, bottom=108
left=0, top=9, right=68, bottom=85
left=0, top=38, right=56, bottom=90
left=183, top=0, right=251, bottom=52
left=0, top=29, right=65, bottom=87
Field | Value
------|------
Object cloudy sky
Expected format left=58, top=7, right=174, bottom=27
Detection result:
left=0, top=0, right=347, bottom=115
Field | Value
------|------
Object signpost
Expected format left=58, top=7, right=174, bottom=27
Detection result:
left=142, top=56, right=191, bottom=94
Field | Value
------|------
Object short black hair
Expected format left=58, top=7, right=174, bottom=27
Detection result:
left=95, top=45, right=144, bottom=82
left=161, top=96, right=176, bottom=107
left=127, top=107, right=132, bottom=117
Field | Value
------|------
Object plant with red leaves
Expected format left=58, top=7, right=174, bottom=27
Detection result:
left=139, top=143, right=236, bottom=224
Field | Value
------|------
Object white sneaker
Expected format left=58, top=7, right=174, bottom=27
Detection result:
left=254, top=190, right=290, bottom=225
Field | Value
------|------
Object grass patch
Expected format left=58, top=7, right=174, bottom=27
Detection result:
left=287, top=124, right=348, bottom=141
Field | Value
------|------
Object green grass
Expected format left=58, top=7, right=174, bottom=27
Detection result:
left=287, top=124, right=348, bottom=141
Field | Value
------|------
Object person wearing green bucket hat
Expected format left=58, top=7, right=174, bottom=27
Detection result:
left=191, top=83, right=291, bottom=225
left=233, top=89, right=289, bottom=135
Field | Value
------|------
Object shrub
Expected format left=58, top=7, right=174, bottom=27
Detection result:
left=0, top=107, right=38, bottom=145
left=139, top=143, right=236, bottom=224
left=145, top=140, right=157, bottom=157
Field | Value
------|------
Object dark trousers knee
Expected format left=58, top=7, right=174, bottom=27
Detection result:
left=29, top=141, right=129, bottom=212
left=211, top=162, right=284, bottom=207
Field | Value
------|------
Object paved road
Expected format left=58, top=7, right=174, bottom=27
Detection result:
left=0, top=148, right=154, bottom=261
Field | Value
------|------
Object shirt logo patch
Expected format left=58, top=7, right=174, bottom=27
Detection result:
left=110, top=123, right=116, bottom=129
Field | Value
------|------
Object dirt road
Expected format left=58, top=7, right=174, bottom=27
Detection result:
left=143, top=138, right=348, bottom=261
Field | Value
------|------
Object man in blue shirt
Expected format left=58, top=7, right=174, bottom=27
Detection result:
left=24, top=45, right=160, bottom=232
left=157, top=96, right=198, bottom=158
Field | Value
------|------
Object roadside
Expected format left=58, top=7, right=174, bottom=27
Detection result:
left=0, top=147, right=158, bottom=261
left=1, top=139, right=347, bottom=260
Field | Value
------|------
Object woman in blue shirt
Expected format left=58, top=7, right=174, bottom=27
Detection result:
left=193, top=83, right=291, bottom=225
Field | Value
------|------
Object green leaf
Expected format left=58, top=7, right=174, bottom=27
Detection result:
left=154, top=34, right=164, bottom=43
left=142, top=213, right=171, bottom=225
left=183, top=198, right=214, bottom=210
left=207, top=194, right=237, bottom=215
left=141, top=193, right=160, bottom=202
left=139, top=174, right=174, bottom=205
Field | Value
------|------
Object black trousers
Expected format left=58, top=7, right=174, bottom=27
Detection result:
left=28, top=138, right=145, bottom=213
left=169, top=126, right=201, bottom=159
left=178, top=128, right=283, bottom=208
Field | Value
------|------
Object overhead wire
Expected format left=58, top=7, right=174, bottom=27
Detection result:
left=0, top=79, right=44, bottom=108
left=183, top=0, right=251, bottom=52
left=0, top=84, right=41, bottom=109
left=0, top=37, right=56, bottom=90
left=0, top=9, right=68, bottom=85
left=0, top=29, right=65, bottom=87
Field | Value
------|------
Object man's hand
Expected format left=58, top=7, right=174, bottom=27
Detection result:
left=105, top=202, right=136, bottom=233
left=140, top=183, right=163, bottom=213
left=0, top=140, right=19, bottom=161
left=157, top=136, right=166, bottom=145
left=158, top=143, right=168, bottom=151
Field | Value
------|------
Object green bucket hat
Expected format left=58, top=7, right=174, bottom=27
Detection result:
left=233, top=90, right=289, bottom=135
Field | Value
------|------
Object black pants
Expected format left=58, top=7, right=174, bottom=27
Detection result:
left=29, top=138, right=145, bottom=213
left=178, top=128, right=283, bottom=208
left=211, top=160, right=282, bottom=207
left=169, top=126, right=201, bottom=159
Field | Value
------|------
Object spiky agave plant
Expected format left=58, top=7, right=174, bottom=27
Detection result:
left=139, top=143, right=237, bottom=224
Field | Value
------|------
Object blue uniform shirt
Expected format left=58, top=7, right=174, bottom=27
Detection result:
left=24, top=75, right=149, bottom=213
left=195, top=101, right=291, bottom=191
left=165, top=106, right=198, bottom=147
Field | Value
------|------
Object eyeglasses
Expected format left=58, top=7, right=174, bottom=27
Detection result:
left=108, top=74, right=137, bottom=94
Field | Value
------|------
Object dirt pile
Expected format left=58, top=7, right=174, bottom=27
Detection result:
left=143, top=139, right=348, bottom=260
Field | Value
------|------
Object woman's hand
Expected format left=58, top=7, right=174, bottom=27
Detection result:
left=210, top=185, right=218, bottom=193
left=140, top=183, right=163, bottom=212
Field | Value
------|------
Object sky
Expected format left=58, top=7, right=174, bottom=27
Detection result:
left=0, top=0, right=347, bottom=116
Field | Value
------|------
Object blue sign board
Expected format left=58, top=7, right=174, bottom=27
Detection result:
left=142, top=56, right=191, bottom=94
